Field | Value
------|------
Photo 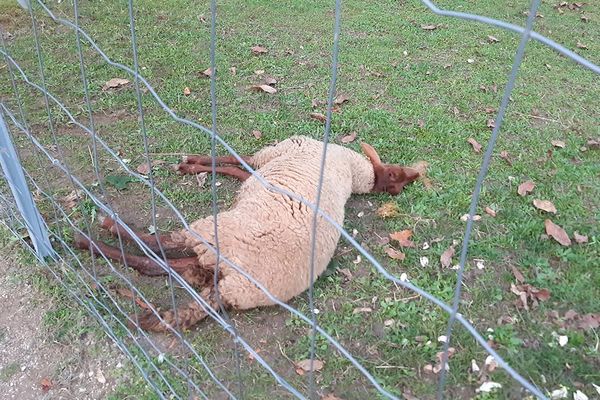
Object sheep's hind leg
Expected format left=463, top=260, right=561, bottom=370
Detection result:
left=175, top=163, right=251, bottom=181
left=73, top=233, right=198, bottom=276
left=136, top=285, right=223, bottom=332
left=100, top=215, right=187, bottom=254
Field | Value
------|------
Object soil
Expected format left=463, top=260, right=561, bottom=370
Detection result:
left=0, top=254, right=127, bottom=400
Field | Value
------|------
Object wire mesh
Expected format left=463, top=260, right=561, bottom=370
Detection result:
left=1, top=0, right=598, bottom=399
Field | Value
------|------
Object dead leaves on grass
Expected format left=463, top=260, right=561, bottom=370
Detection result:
left=250, top=84, right=277, bottom=94
left=376, top=202, right=399, bottom=218
left=340, top=131, right=357, bottom=144
left=385, top=247, right=405, bottom=261
left=389, top=230, right=415, bottom=248
left=467, top=137, right=482, bottom=153
left=102, top=78, right=130, bottom=91
left=544, top=219, right=571, bottom=246
left=310, top=112, right=326, bottom=123
left=295, top=359, right=324, bottom=375
left=440, top=244, right=455, bottom=268
left=533, top=199, right=557, bottom=214
left=251, top=45, right=268, bottom=55
left=511, top=283, right=551, bottom=310
left=517, top=180, right=535, bottom=196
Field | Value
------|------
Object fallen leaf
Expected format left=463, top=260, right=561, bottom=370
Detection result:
left=517, top=180, right=535, bottom=196
left=377, top=202, right=399, bottom=218
left=353, top=307, right=373, bottom=314
left=97, top=369, right=106, bottom=384
left=60, top=189, right=83, bottom=210
left=511, top=265, right=525, bottom=283
left=114, top=287, right=153, bottom=310
left=476, top=382, right=502, bottom=393
left=484, top=107, right=496, bottom=114
left=389, top=230, right=415, bottom=248
left=573, top=390, right=589, bottom=400
left=102, top=78, right=130, bottom=91
left=533, top=199, right=557, bottom=214
left=576, top=42, right=588, bottom=49
left=338, top=268, right=352, bottom=281
left=487, top=35, right=499, bottom=43
left=251, top=130, right=262, bottom=139
left=551, top=139, right=566, bottom=148
left=440, top=245, right=455, bottom=268
left=136, top=160, right=165, bottom=175
left=544, top=219, right=571, bottom=246
left=586, top=139, right=599, bottom=149
left=499, top=150, right=512, bottom=165
left=202, top=67, right=213, bottom=77
left=484, top=206, right=497, bottom=217
left=550, top=386, right=568, bottom=399
left=250, top=84, right=277, bottom=94
left=255, top=69, right=265, bottom=75
left=196, top=172, right=208, bottom=187
left=229, top=66, right=237, bottom=75
left=183, top=87, right=191, bottom=96
left=557, top=335, right=568, bottom=347
left=467, top=58, right=475, bottom=63
left=486, top=119, right=496, bottom=129
left=460, top=213, right=481, bottom=221
left=471, top=359, right=480, bottom=373
left=341, top=132, right=357, bottom=144
left=573, top=231, right=588, bottom=244
left=421, top=24, right=437, bottom=30
left=310, top=112, right=326, bottom=122
left=485, top=355, right=498, bottom=372
left=419, top=256, right=429, bottom=267
left=41, top=377, right=53, bottom=392
left=385, top=247, right=405, bottom=261
left=511, top=283, right=551, bottom=309
left=467, top=137, right=482, bottom=153
left=295, top=359, right=324, bottom=373
left=251, top=45, right=268, bottom=55
left=578, top=314, right=600, bottom=330
left=334, top=94, right=349, bottom=105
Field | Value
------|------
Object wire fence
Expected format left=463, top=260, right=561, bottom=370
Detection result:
left=0, top=0, right=598, bottom=399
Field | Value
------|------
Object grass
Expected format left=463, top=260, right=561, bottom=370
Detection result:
left=0, top=0, right=599, bottom=398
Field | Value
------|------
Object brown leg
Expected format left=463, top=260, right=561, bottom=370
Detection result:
left=182, top=155, right=252, bottom=166
left=175, top=164, right=251, bottom=181
left=74, top=233, right=198, bottom=277
left=136, top=286, right=223, bottom=332
left=100, top=215, right=187, bottom=254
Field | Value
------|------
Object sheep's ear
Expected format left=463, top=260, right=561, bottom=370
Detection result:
left=402, top=167, right=420, bottom=183
left=360, top=142, right=382, bottom=167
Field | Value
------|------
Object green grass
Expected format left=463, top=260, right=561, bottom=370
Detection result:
left=1, top=0, right=599, bottom=398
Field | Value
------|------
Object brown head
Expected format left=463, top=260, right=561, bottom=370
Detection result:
left=360, top=142, right=420, bottom=195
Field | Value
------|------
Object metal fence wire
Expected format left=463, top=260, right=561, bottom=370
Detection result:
left=0, top=0, right=598, bottom=399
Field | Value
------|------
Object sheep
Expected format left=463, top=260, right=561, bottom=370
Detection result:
left=74, top=135, right=420, bottom=332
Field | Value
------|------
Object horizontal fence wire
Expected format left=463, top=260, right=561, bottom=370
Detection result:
left=1, top=0, right=598, bottom=399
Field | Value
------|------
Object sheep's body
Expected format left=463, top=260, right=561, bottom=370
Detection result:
left=174, top=136, right=375, bottom=309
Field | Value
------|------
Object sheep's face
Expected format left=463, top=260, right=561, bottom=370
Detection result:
left=361, top=142, right=420, bottom=195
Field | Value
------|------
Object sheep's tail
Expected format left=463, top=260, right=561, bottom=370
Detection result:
left=135, top=286, right=221, bottom=332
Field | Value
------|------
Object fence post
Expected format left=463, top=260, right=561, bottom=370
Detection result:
left=0, top=111, right=55, bottom=259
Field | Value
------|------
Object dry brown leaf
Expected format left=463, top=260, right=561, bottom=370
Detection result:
left=578, top=314, right=600, bottom=330
left=202, top=67, right=213, bottom=77
left=341, top=132, right=357, bottom=144
left=440, top=245, right=455, bottom=268
left=338, top=268, right=352, bottom=281
left=487, top=35, right=499, bottom=43
left=114, top=287, right=153, bottom=310
left=41, top=377, right=53, bottom=392
left=353, top=307, right=373, bottom=314
left=136, top=160, right=165, bottom=175
left=385, top=247, right=406, bottom=261
left=551, top=139, right=566, bottom=148
left=310, top=112, right=327, bottom=123
left=264, top=76, right=277, bottom=86
left=576, top=41, right=588, bottom=49
left=60, top=189, right=83, bottom=210
left=586, top=139, right=599, bottom=149
left=183, top=87, right=191, bottom=96
left=102, top=78, right=130, bottom=91
left=511, top=283, right=551, bottom=309
left=573, top=231, right=588, bottom=244
left=484, top=206, right=497, bottom=217
left=251, top=45, right=268, bottom=55
left=517, top=180, right=535, bottom=196
left=229, top=66, right=237, bottom=75
left=460, top=213, right=481, bottom=221
left=511, top=265, right=525, bottom=283
left=421, top=24, right=438, bottom=30
left=484, top=107, right=496, bottom=114
left=533, top=199, right=557, bottom=214
left=467, top=137, right=482, bottom=153
left=389, top=230, right=415, bottom=248
left=252, top=130, right=262, bottom=139
left=377, top=202, right=399, bottom=218
left=499, top=150, right=512, bottom=165
left=334, top=94, right=349, bottom=105
left=544, top=219, right=571, bottom=246
left=250, top=84, right=277, bottom=94
left=295, top=359, right=324, bottom=373
left=486, top=119, right=496, bottom=129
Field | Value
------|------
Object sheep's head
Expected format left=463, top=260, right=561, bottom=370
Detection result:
left=361, top=142, right=420, bottom=195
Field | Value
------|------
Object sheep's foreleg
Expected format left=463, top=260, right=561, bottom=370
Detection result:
left=73, top=233, right=198, bottom=276
left=136, top=286, right=222, bottom=332
left=100, top=215, right=187, bottom=254
left=175, top=163, right=251, bottom=181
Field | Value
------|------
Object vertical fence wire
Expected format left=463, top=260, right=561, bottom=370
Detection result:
left=1, top=0, right=599, bottom=398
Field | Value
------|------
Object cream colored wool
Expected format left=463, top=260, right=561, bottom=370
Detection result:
left=173, top=135, right=376, bottom=309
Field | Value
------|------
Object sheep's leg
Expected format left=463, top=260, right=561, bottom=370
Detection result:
left=182, top=155, right=253, bottom=166
left=136, top=286, right=223, bottom=332
left=175, top=164, right=251, bottom=181
left=100, top=215, right=187, bottom=254
left=73, top=233, right=198, bottom=276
